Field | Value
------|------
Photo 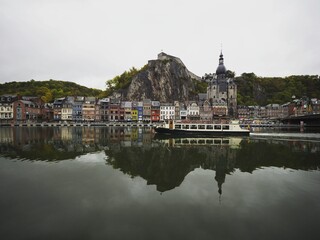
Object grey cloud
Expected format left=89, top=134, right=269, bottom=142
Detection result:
left=0, top=0, right=319, bottom=90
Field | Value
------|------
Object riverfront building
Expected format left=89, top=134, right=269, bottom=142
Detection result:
left=143, top=99, right=151, bottom=122
left=82, top=97, right=96, bottom=122
left=160, top=103, right=175, bottom=121
left=73, top=96, right=84, bottom=122
left=205, top=52, right=237, bottom=117
left=0, top=95, right=17, bottom=123
left=151, top=101, right=160, bottom=122
left=1, top=94, right=319, bottom=124
left=61, top=97, right=74, bottom=121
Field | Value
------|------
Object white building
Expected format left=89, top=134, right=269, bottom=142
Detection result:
left=187, top=102, right=200, bottom=119
left=61, top=97, right=74, bottom=121
left=180, top=109, right=187, bottom=120
left=160, top=103, right=175, bottom=121
left=0, top=95, right=17, bottom=123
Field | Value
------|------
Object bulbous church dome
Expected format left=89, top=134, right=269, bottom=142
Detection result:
left=216, top=52, right=226, bottom=75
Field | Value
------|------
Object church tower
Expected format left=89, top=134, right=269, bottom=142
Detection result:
left=206, top=51, right=237, bottom=118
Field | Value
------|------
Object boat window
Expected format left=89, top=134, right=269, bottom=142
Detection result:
left=214, top=140, right=221, bottom=144
left=198, top=125, right=205, bottom=129
left=190, top=139, right=197, bottom=144
left=198, top=140, right=205, bottom=144
left=182, top=125, right=189, bottom=129
left=214, top=125, right=221, bottom=130
left=190, top=125, right=197, bottom=129
left=222, top=139, right=229, bottom=144
left=182, top=139, right=189, bottom=144
left=175, top=139, right=181, bottom=144
left=175, top=125, right=181, bottom=129
left=222, top=125, right=229, bottom=130
left=206, top=125, right=213, bottom=129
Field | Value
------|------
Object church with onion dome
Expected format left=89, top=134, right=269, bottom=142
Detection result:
left=204, top=51, right=237, bottom=117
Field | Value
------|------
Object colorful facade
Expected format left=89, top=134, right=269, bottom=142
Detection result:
left=151, top=101, right=160, bottom=122
left=2, top=94, right=319, bottom=123
left=82, top=97, right=96, bottom=122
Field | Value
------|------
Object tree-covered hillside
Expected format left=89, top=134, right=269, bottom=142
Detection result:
left=0, top=79, right=104, bottom=102
left=1, top=74, right=319, bottom=105
left=235, top=73, right=320, bottom=106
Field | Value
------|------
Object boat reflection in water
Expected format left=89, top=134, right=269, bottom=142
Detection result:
left=155, top=136, right=243, bottom=148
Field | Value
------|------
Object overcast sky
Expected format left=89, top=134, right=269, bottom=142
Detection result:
left=1, top=0, right=319, bottom=90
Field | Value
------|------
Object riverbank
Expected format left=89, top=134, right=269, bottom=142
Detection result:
left=0, top=122, right=162, bottom=127
left=0, top=122, right=312, bottom=129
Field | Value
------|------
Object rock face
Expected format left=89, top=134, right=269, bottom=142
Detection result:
left=122, top=52, right=201, bottom=102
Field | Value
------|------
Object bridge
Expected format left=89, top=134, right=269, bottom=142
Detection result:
left=281, top=114, right=320, bottom=127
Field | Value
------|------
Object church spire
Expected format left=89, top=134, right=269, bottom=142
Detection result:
left=216, top=51, right=227, bottom=75
left=219, top=51, right=224, bottom=65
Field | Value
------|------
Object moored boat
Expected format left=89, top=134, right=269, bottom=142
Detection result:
left=154, top=120, right=250, bottom=136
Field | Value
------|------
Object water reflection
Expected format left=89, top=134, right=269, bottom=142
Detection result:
left=0, top=127, right=153, bottom=161
left=1, top=127, right=320, bottom=194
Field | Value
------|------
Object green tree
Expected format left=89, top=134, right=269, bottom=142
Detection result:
left=105, top=65, right=146, bottom=96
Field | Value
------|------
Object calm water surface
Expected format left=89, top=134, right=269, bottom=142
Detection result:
left=0, top=127, right=320, bottom=240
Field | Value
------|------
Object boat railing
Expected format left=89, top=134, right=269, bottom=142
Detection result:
left=176, top=119, right=237, bottom=125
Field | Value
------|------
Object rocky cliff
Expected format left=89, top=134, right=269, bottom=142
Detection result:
left=119, top=52, right=201, bottom=102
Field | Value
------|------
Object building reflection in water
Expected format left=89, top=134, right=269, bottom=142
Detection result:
left=0, top=127, right=320, bottom=193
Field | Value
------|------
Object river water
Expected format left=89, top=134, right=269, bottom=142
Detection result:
left=0, top=127, right=320, bottom=240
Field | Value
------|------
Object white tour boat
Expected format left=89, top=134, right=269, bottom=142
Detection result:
left=154, top=120, right=250, bottom=136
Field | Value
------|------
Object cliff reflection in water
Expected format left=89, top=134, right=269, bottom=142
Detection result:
left=106, top=137, right=240, bottom=193
left=0, top=127, right=320, bottom=193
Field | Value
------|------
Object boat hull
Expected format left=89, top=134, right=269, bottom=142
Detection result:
left=154, top=127, right=250, bottom=136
